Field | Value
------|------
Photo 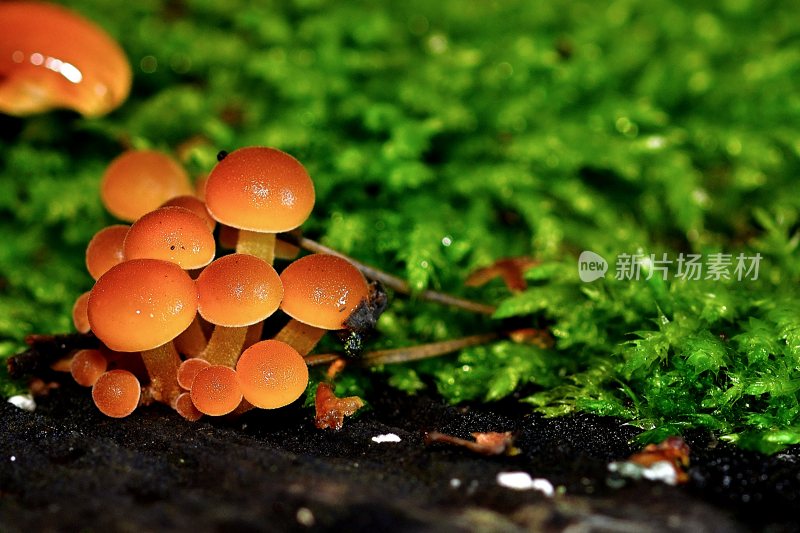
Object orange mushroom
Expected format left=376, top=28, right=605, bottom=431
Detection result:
left=71, top=291, right=91, bottom=333
left=276, top=254, right=370, bottom=355
left=87, top=259, right=198, bottom=404
left=235, top=340, right=308, bottom=409
left=196, top=253, right=283, bottom=367
left=123, top=206, right=216, bottom=270
left=204, top=147, right=315, bottom=264
left=174, top=392, right=203, bottom=422
left=0, top=1, right=131, bottom=117
left=190, top=364, right=242, bottom=416
left=160, top=195, right=216, bottom=233
left=70, top=348, right=107, bottom=387
left=92, top=369, right=141, bottom=418
left=85, top=224, right=129, bottom=280
left=101, top=150, right=192, bottom=222
left=177, top=357, right=210, bottom=390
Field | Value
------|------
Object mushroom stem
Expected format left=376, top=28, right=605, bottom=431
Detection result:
left=139, top=342, right=182, bottom=404
left=304, top=332, right=500, bottom=367
left=236, top=230, right=275, bottom=265
left=280, top=234, right=497, bottom=315
left=244, top=321, right=264, bottom=350
left=174, top=316, right=208, bottom=357
left=200, top=326, right=248, bottom=367
left=274, top=319, right=326, bottom=356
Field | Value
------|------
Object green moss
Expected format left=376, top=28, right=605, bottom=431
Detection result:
left=2, top=0, right=800, bottom=452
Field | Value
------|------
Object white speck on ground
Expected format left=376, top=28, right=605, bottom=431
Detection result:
left=496, top=472, right=555, bottom=497
left=8, top=394, right=35, bottom=412
left=296, top=507, right=315, bottom=527
left=371, top=433, right=401, bottom=443
left=608, top=460, right=678, bottom=486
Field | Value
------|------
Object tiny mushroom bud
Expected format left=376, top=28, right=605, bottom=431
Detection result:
left=71, top=291, right=91, bottom=333
left=174, top=392, right=203, bottom=422
left=87, top=259, right=198, bottom=404
left=196, top=253, right=283, bottom=367
left=236, top=340, right=308, bottom=409
left=101, top=150, right=192, bottom=222
left=85, top=225, right=129, bottom=280
left=190, top=365, right=242, bottom=416
left=276, top=254, right=370, bottom=355
left=0, top=1, right=131, bottom=117
left=160, top=195, right=216, bottom=233
left=70, top=348, right=107, bottom=387
left=123, top=206, right=216, bottom=270
left=92, top=369, right=141, bottom=418
left=204, top=147, right=315, bottom=264
left=177, top=357, right=211, bottom=390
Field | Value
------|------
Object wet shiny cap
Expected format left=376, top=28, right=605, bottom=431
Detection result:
left=123, top=206, right=215, bottom=269
left=190, top=365, right=242, bottom=416
left=92, top=369, right=141, bottom=418
left=0, top=1, right=131, bottom=117
left=205, top=147, right=315, bottom=233
left=196, top=253, right=283, bottom=327
left=87, top=259, right=198, bottom=352
left=280, top=254, right=369, bottom=330
left=85, top=224, right=129, bottom=280
left=236, top=340, right=308, bottom=409
left=101, top=150, right=192, bottom=222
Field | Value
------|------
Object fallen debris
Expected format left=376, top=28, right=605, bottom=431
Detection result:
left=423, top=431, right=519, bottom=456
left=371, top=433, right=401, bottom=443
left=496, top=472, right=555, bottom=497
left=608, top=436, right=690, bottom=486
left=314, top=382, right=365, bottom=430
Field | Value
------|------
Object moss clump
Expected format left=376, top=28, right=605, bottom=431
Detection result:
left=2, top=0, right=800, bottom=452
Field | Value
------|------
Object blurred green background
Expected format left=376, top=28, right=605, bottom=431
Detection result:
left=2, top=0, right=800, bottom=452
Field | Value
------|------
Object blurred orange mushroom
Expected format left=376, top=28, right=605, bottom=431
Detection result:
left=0, top=1, right=131, bottom=117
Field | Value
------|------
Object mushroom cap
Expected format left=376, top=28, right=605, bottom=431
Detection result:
left=0, top=2, right=131, bottom=117
left=70, top=348, right=107, bottom=387
left=92, top=369, right=141, bottom=418
left=85, top=224, right=129, bottom=280
left=123, top=206, right=216, bottom=270
left=174, top=392, right=203, bottom=421
left=72, top=291, right=91, bottom=333
left=177, top=357, right=211, bottom=390
left=236, top=340, right=308, bottom=409
left=205, top=147, right=315, bottom=233
left=190, top=365, right=242, bottom=416
left=196, top=253, right=283, bottom=327
left=279, top=254, right=369, bottom=330
left=101, top=150, right=192, bottom=222
left=160, top=195, right=216, bottom=232
left=87, top=259, right=198, bottom=352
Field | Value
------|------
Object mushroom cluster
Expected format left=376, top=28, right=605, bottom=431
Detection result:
left=71, top=146, right=371, bottom=420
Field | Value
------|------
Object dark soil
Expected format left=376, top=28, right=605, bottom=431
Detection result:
left=2, top=376, right=799, bottom=532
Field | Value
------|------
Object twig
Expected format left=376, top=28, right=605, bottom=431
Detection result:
left=278, top=233, right=497, bottom=315
left=304, top=332, right=499, bottom=367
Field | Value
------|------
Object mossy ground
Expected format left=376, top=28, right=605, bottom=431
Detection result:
left=2, top=0, right=800, bottom=453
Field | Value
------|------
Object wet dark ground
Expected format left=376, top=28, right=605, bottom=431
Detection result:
left=1, top=380, right=799, bottom=532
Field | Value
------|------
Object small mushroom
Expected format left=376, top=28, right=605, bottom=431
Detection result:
left=87, top=259, right=198, bottom=404
left=101, top=150, right=192, bottom=222
left=190, top=364, right=242, bottom=416
left=0, top=1, right=131, bottom=117
left=160, top=195, right=216, bottom=233
left=70, top=348, right=107, bottom=387
left=177, top=357, right=210, bottom=390
left=276, top=254, right=370, bottom=355
left=174, top=392, right=203, bottom=422
left=71, top=291, right=91, bottom=333
left=196, top=253, right=283, bottom=367
left=204, top=147, right=315, bottom=264
left=235, top=340, right=308, bottom=409
left=85, top=225, right=129, bottom=280
left=92, top=369, right=141, bottom=418
left=123, top=206, right=216, bottom=270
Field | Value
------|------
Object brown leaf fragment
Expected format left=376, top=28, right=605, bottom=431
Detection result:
left=611, top=436, right=691, bottom=485
left=423, top=430, right=519, bottom=456
left=507, top=328, right=555, bottom=349
left=465, top=257, right=539, bottom=293
left=314, top=382, right=365, bottom=431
